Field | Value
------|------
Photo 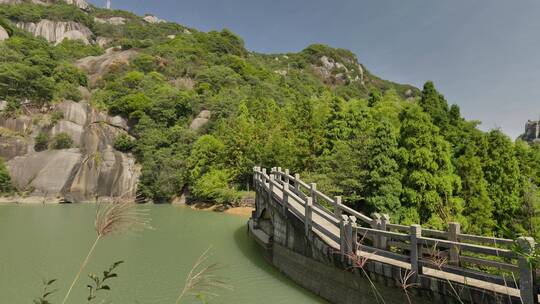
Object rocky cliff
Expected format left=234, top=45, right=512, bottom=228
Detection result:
left=0, top=99, right=140, bottom=203
left=521, top=120, right=540, bottom=143
left=0, top=0, right=89, bottom=10
left=15, top=19, right=92, bottom=45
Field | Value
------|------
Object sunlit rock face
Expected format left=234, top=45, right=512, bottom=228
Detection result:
left=1, top=100, right=140, bottom=203
left=0, top=25, right=9, bottom=41
left=143, top=15, right=165, bottom=24
left=94, top=16, right=126, bottom=25
left=63, top=0, right=89, bottom=10
left=0, top=0, right=89, bottom=10
left=75, top=48, right=139, bottom=86
left=522, top=120, right=540, bottom=143
left=15, top=20, right=92, bottom=45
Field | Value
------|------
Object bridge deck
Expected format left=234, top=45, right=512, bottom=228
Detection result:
left=265, top=180, right=523, bottom=299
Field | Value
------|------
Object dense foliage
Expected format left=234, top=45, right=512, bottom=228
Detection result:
left=1, top=2, right=539, bottom=238
left=0, top=157, right=13, bottom=194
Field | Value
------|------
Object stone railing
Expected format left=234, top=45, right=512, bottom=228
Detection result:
left=253, top=166, right=538, bottom=304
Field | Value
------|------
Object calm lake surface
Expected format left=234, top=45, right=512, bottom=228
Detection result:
left=0, top=204, right=326, bottom=304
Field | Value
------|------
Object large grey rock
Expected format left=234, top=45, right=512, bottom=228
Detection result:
left=96, top=36, right=111, bottom=48
left=76, top=49, right=138, bottom=86
left=0, top=25, right=9, bottom=41
left=0, top=136, right=28, bottom=161
left=143, top=15, right=165, bottom=24
left=522, top=120, right=540, bottom=143
left=190, top=110, right=211, bottom=131
left=312, top=56, right=365, bottom=87
left=50, top=120, right=84, bottom=146
left=7, top=149, right=82, bottom=193
left=0, top=116, right=32, bottom=134
left=94, top=17, right=126, bottom=25
left=16, top=20, right=92, bottom=45
left=3, top=100, right=141, bottom=202
left=63, top=0, right=89, bottom=10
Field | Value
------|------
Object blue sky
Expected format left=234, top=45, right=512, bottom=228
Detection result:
left=89, top=0, right=540, bottom=138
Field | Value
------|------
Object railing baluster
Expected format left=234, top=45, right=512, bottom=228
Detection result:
left=268, top=174, right=274, bottom=202
left=349, top=216, right=358, bottom=255
left=371, top=213, right=381, bottom=248
left=448, top=222, right=460, bottom=266
left=380, top=214, right=390, bottom=250
left=284, top=169, right=290, bottom=191
left=334, top=196, right=342, bottom=219
left=518, top=237, right=536, bottom=304
left=310, top=183, right=317, bottom=206
left=410, top=224, right=422, bottom=283
left=340, top=215, right=349, bottom=261
left=305, top=197, right=313, bottom=236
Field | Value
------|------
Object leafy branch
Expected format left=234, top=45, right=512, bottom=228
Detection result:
left=86, top=260, right=124, bottom=302
left=33, top=279, right=58, bottom=304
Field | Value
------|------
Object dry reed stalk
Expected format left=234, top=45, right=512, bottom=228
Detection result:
left=175, top=246, right=232, bottom=304
left=61, top=200, right=151, bottom=304
left=426, top=241, right=464, bottom=304
left=399, top=269, right=418, bottom=304
left=337, top=231, right=386, bottom=304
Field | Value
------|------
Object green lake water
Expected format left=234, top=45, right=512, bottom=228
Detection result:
left=0, top=204, right=326, bottom=304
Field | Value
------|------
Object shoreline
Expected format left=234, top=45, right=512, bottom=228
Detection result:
left=0, top=196, right=254, bottom=217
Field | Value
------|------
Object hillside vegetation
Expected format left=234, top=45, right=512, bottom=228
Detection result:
left=1, top=0, right=540, bottom=238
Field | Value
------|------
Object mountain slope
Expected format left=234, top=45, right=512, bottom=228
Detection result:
left=4, top=0, right=540, bottom=241
left=0, top=0, right=419, bottom=203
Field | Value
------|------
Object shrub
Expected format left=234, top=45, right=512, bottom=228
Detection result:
left=113, top=133, right=135, bottom=152
left=51, top=133, right=73, bottom=149
left=0, top=157, right=13, bottom=194
left=54, top=81, right=83, bottom=102
left=50, top=111, right=64, bottom=125
left=192, top=168, right=241, bottom=204
left=34, top=131, right=49, bottom=151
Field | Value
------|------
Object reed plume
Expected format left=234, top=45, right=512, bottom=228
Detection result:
left=61, top=201, right=151, bottom=304
left=175, top=246, right=232, bottom=304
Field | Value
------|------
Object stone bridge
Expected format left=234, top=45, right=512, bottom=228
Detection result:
left=248, top=167, right=539, bottom=304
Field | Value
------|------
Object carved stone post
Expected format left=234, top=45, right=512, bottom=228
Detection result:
left=380, top=214, right=390, bottom=250
left=284, top=169, right=290, bottom=191
left=448, top=222, right=461, bottom=266
left=340, top=215, right=349, bottom=261
left=305, top=197, right=313, bottom=237
left=518, top=237, right=537, bottom=304
left=371, top=213, right=381, bottom=248
left=310, top=183, right=317, bottom=205
left=334, top=196, right=342, bottom=219
left=294, top=173, right=300, bottom=194
left=282, top=185, right=289, bottom=214
left=349, top=216, right=358, bottom=255
left=268, top=174, right=274, bottom=203
left=410, top=224, right=422, bottom=283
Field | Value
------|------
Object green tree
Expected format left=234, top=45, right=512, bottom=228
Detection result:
left=363, top=119, right=402, bottom=214
left=398, top=104, right=461, bottom=227
left=188, top=134, right=225, bottom=182
left=456, top=148, right=494, bottom=234
left=483, top=130, right=522, bottom=232
left=419, top=81, right=449, bottom=130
